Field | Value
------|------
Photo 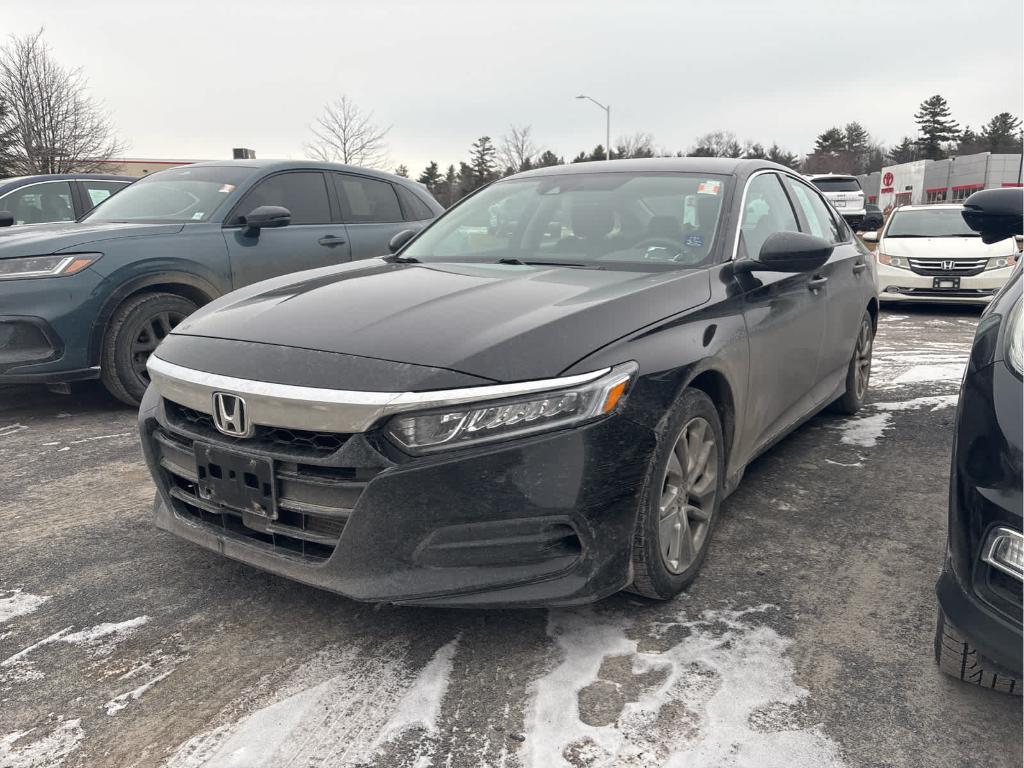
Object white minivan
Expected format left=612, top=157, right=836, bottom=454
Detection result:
left=807, top=174, right=866, bottom=230
left=864, top=204, right=1018, bottom=304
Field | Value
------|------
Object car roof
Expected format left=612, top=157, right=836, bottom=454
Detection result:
left=806, top=173, right=858, bottom=181
left=893, top=204, right=964, bottom=212
left=178, top=158, right=415, bottom=185
left=506, top=157, right=795, bottom=180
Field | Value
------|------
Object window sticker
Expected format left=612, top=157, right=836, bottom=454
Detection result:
left=218, top=184, right=236, bottom=194
left=697, top=180, right=721, bottom=195
left=87, top=189, right=111, bottom=205
left=192, top=211, right=204, bottom=220
left=685, top=234, right=704, bottom=248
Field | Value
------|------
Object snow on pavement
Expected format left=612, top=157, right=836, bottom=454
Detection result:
left=0, top=590, right=49, bottom=624
left=0, top=718, right=83, bottom=768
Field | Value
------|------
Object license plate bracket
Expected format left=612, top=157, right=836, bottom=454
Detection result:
left=933, top=277, right=960, bottom=290
left=194, top=442, right=277, bottom=519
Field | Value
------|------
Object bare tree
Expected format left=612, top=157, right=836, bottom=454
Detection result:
left=614, top=132, right=655, bottom=159
left=687, top=130, right=743, bottom=158
left=0, top=29, right=126, bottom=175
left=498, top=124, right=538, bottom=174
left=304, top=95, right=390, bottom=169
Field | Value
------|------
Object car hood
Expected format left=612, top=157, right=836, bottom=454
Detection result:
left=0, top=221, right=184, bottom=257
left=170, top=259, right=712, bottom=382
left=880, top=235, right=1015, bottom=258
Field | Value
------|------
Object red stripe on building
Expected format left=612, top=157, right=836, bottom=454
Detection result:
left=951, top=183, right=985, bottom=191
left=880, top=187, right=894, bottom=193
left=1001, top=183, right=1023, bottom=188
left=924, top=187, right=948, bottom=193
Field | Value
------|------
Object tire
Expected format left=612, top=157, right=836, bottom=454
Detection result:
left=832, top=310, right=873, bottom=415
left=934, top=610, right=1021, bottom=695
left=100, top=292, right=196, bottom=406
left=628, top=388, right=724, bottom=600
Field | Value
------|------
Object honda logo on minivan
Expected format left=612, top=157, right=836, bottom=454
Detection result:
left=212, top=392, right=251, bottom=437
left=941, top=260, right=957, bottom=271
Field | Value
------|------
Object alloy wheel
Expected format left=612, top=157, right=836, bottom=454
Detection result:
left=658, top=416, right=719, bottom=575
left=131, top=310, right=185, bottom=385
left=855, top=317, right=873, bottom=400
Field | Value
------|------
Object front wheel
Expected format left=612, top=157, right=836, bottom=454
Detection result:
left=100, top=292, right=196, bottom=406
left=935, top=610, right=1020, bottom=695
left=628, top=388, right=724, bottom=600
left=832, top=310, right=873, bottom=415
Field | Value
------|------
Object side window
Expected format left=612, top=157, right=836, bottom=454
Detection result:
left=334, top=174, right=402, bottom=223
left=783, top=177, right=844, bottom=243
left=395, top=184, right=434, bottom=221
left=231, top=172, right=330, bottom=225
left=80, top=180, right=128, bottom=211
left=0, top=182, right=75, bottom=224
left=739, top=173, right=799, bottom=259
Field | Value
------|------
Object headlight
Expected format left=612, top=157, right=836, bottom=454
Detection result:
left=986, top=254, right=1017, bottom=270
left=877, top=253, right=910, bottom=269
left=1006, top=296, right=1023, bottom=376
left=0, top=253, right=101, bottom=280
left=385, top=363, right=637, bottom=454
left=982, top=527, right=1024, bottom=581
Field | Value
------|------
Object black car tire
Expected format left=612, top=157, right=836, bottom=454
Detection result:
left=934, top=610, right=1021, bottom=695
left=832, top=310, right=874, bottom=415
left=100, top=292, right=196, bottom=406
left=628, top=387, right=724, bottom=600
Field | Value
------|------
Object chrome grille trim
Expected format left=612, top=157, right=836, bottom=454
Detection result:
left=147, top=355, right=611, bottom=434
left=908, top=257, right=987, bottom=276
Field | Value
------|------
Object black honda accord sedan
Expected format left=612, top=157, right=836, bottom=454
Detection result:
left=138, top=158, right=878, bottom=606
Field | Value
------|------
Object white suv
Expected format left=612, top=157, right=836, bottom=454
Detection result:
left=807, top=174, right=866, bottom=230
left=863, top=204, right=1018, bottom=304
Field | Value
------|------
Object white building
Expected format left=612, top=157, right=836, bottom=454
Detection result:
left=861, top=151, right=1022, bottom=211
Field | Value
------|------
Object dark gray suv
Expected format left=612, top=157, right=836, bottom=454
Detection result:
left=0, top=159, right=442, bottom=404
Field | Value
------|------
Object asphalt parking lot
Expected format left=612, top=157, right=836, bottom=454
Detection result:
left=1, top=305, right=1020, bottom=768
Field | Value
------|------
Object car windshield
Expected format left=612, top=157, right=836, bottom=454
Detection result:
left=885, top=208, right=979, bottom=237
left=400, top=172, right=729, bottom=270
left=811, top=177, right=861, bottom=192
left=83, top=166, right=254, bottom=223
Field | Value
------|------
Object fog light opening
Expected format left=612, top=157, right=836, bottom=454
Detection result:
left=982, top=527, right=1024, bottom=581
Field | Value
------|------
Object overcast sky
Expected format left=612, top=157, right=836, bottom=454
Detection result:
left=9, top=0, right=1024, bottom=174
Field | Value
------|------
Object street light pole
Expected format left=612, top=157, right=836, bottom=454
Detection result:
left=576, top=95, right=611, bottom=161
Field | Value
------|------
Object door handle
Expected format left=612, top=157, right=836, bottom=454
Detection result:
left=852, top=262, right=867, bottom=274
left=318, top=235, right=347, bottom=247
left=807, top=275, right=829, bottom=290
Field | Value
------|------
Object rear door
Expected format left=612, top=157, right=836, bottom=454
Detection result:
left=783, top=175, right=869, bottom=400
left=222, top=170, right=352, bottom=287
left=736, top=171, right=829, bottom=453
left=333, top=173, right=419, bottom=261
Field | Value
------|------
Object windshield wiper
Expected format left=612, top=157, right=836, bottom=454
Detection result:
left=389, top=255, right=421, bottom=263
left=496, top=257, right=602, bottom=269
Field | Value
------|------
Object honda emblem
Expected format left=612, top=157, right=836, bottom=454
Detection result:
left=941, top=260, right=956, bottom=271
left=212, top=392, right=251, bottom=437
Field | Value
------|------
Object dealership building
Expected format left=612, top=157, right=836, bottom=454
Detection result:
left=857, top=152, right=1022, bottom=210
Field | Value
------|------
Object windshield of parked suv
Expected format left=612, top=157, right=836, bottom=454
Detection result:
left=400, top=172, right=729, bottom=270
left=810, top=177, right=861, bottom=192
left=83, top=166, right=255, bottom=223
left=885, top=208, right=979, bottom=238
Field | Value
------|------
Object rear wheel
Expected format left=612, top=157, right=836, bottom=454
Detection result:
left=100, top=292, right=195, bottom=406
left=934, top=610, right=1021, bottom=695
left=628, top=388, right=724, bottom=600
left=832, top=310, right=873, bottom=415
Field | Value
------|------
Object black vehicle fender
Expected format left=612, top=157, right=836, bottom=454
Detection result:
left=87, top=270, right=222, bottom=366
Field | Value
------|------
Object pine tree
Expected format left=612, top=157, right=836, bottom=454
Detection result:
left=417, top=161, right=442, bottom=192
left=814, top=127, right=846, bottom=155
left=888, top=136, right=917, bottom=164
left=914, top=95, right=960, bottom=160
left=979, top=113, right=1023, bottom=154
left=393, top=164, right=409, bottom=178
left=0, top=98, right=15, bottom=177
left=587, top=144, right=607, bottom=161
left=956, top=126, right=985, bottom=156
left=767, top=143, right=800, bottom=169
left=843, top=122, right=870, bottom=155
left=743, top=142, right=767, bottom=159
left=468, top=136, right=498, bottom=188
left=571, top=151, right=589, bottom=163
left=535, top=150, right=562, bottom=167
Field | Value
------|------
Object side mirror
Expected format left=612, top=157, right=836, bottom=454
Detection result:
left=861, top=231, right=879, bottom=243
left=734, top=231, right=834, bottom=274
left=961, top=188, right=1023, bottom=245
left=0, top=211, right=14, bottom=228
left=388, top=228, right=417, bottom=253
left=240, top=205, right=290, bottom=235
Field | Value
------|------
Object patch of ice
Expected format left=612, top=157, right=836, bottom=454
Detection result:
left=890, top=363, right=965, bottom=385
left=0, top=719, right=83, bottom=768
left=873, top=394, right=959, bottom=412
left=63, top=616, right=148, bottom=645
left=165, top=638, right=457, bottom=768
left=0, top=590, right=50, bottom=624
left=825, top=459, right=863, bottom=468
left=0, top=423, right=27, bottom=438
left=835, top=412, right=892, bottom=447
left=521, top=605, right=844, bottom=768
left=105, top=668, right=176, bottom=715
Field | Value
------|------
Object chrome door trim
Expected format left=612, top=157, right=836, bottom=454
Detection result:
left=147, top=355, right=610, bottom=434
left=730, top=168, right=812, bottom=261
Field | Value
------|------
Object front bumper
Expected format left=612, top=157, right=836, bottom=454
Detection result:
left=937, top=356, right=1023, bottom=676
left=877, top=263, right=1013, bottom=304
left=139, top=385, right=657, bottom=607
